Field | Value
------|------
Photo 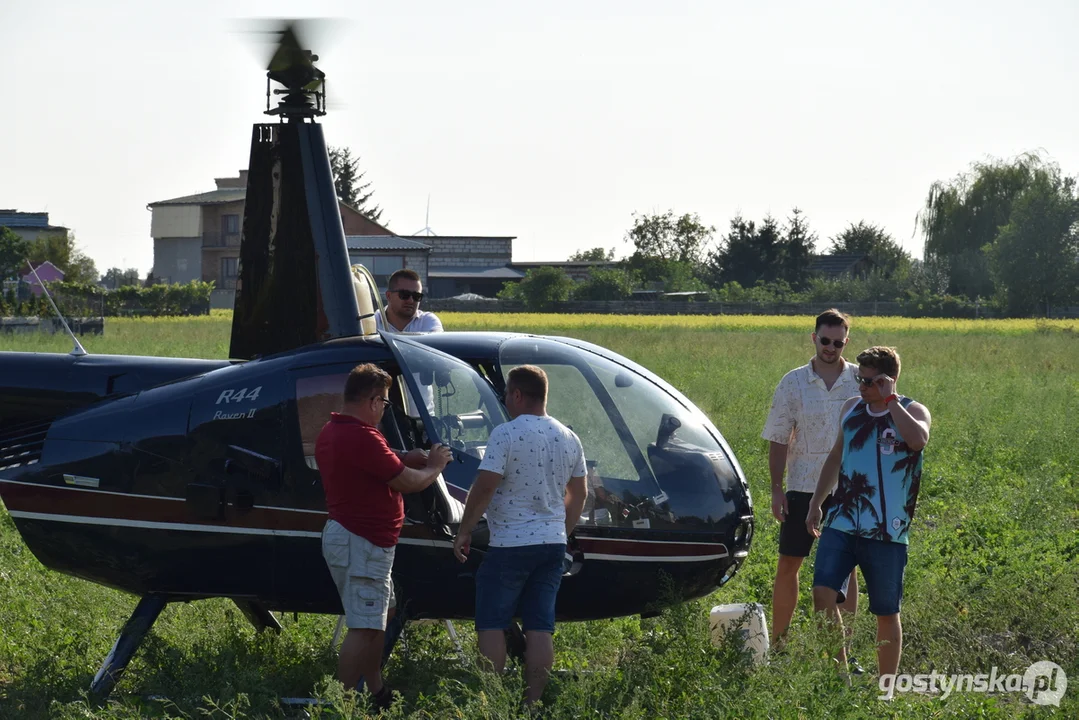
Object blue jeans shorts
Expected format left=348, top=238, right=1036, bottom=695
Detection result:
left=475, top=543, right=565, bottom=633
left=813, top=527, right=908, bottom=616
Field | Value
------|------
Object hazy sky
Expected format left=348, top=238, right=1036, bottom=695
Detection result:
left=3, top=0, right=1078, bottom=275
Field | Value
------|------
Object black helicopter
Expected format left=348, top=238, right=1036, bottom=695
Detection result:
left=0, top=25, right=754, bottom=699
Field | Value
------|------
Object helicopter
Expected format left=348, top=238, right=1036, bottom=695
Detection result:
left=0, top=24, right=755, bottom=700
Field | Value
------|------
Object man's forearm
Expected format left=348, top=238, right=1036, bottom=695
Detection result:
left=768, top=442, right=788, bottom=491
left=389, top=465, right=442, bottom=494
left=887, top=400, right=930, bottom=450
left=458, top=486, right=496, bottom=534
left=564, top=491, right=586, bottom=538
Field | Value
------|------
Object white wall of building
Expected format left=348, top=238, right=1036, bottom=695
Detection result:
left=150, top=206, right=201, bottom=238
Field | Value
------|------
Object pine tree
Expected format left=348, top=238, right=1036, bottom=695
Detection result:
left=328, top=146, right=384, bottom=223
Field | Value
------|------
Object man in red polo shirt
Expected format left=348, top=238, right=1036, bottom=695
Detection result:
left=317, top=363, right=452, bottom=706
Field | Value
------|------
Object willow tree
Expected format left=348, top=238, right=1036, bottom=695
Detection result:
left=917, top=152, right=1047, bottom=299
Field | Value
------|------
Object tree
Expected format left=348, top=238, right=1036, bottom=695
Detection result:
left=328, top=146, right=383, bottom=222
left=829, top=221, right=911, bottom=278
left=0, top=226, right=31, bottom=280
left=101, top=267, right=142, bottom=289
left=918, top=152, right=1047, bottom=299
left=626, top=211, right=713, bottom=265
left=503, top=266, right=574, bottom=310
left=572, top=268, right=634, bottom=300
left=26, top=233, right=98, bottom=285
left=705, top=209, right=816, bottom=290
left=568, top=247, right=616, bottom=262
left=624, top=211, right=714, bottom=290
left=705, top=215, right=773, bottom=289
left=781, top=208, right=817, bottom=290
left=987, top=171, right=1079, bottom=315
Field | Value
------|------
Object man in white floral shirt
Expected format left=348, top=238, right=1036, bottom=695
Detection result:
left=763, top=309, right=860, bottom=649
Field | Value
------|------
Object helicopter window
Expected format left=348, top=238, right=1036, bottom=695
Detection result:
left=499, top=337, right=735, bottom=529
left=389, top=340, right=507, bottom=461
left=293, top=364, right=412, bottom=471
left=588, top=359, right=722, bottom=457
left=505, top=361, right=641, bottom=484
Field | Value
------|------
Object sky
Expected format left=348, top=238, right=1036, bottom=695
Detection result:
left=3, top=0, right=1079, bottom=275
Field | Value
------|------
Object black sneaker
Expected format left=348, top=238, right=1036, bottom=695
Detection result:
left=847, top=656, right=866, bottom=676
left=369, top=685, right=394, bottom=711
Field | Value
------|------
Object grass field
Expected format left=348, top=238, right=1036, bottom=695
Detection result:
left=1, top=312, right=1077, bottom=718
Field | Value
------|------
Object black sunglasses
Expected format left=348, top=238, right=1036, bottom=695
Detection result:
left=854, top=374, right=877, bottom=387
left=818, top=337, right=846, bottom=348
left=394, top=289, right=424, bottom=302
left=373, top=396, right=392, bottom=407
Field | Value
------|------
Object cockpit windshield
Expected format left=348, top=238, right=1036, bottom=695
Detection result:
left=499, top=337, right=744, bottom=530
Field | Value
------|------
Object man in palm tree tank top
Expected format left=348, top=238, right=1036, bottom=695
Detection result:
left=806, top=346, right=932, bottom=679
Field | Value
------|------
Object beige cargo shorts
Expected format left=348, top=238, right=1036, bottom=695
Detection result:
left=321, top=519, right=396, bottom=630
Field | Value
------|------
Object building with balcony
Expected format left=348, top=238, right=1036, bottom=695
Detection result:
left=149, top=171, right=521, bottom=307
left=149, top=170, right=395, bottom=308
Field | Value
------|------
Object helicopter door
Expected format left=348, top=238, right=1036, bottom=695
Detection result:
left=379, top=333, right=509, bottom=516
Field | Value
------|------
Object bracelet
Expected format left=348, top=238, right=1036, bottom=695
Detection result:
left=884, top=394, right=898, bottom=406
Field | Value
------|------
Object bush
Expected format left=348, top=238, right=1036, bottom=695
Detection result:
left=572, top=268, right=635, bottom=301
left=38, top=280, right=215, bottom=317
left=510, top=266, right=575, bottom=311
left=899, top=290, right=984, bottom=318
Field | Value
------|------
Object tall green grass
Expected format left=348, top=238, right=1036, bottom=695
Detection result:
left=1, top=313, right=1076, bottom=718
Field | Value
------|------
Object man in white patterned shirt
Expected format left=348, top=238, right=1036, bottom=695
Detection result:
left=763, top=309, right=860, bottom=648
left=453, top=365, right=587, bottom=706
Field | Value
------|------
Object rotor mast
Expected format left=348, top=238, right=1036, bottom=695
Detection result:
left=264, top=25, right=326, bottom=120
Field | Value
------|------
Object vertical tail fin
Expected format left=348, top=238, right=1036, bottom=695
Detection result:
left=228, top=121, right=361, bottom=360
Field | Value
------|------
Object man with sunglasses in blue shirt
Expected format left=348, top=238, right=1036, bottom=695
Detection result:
left=807, top=345, right=931, bottom=680
left=376, top=269, right=444, bottom=334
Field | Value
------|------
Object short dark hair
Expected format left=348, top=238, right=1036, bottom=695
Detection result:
left=506, top=364, right=548, bottom=403
left=856, top=346, right=901, bottom=379
left=816, top=308, right=850, bottom=333
left=388, top=268, right=420, bottom=290
left=344, top=363, right=392, bottom=403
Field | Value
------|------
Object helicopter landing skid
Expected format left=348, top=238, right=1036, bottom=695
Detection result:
left=234, top=599, right=283, bottom=633
left=90, top=593, right=170, bottom=699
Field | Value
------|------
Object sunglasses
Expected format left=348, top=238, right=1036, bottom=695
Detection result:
left=817, top=337, right=846, bottom=348
left=373, top=396, right=392, bottom=407
left=394, top=290, right=424, bottom=302
left=854, top=374, right=878, bottom=387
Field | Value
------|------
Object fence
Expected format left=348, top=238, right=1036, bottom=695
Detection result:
left=425, top=298, right=1079, bottom=319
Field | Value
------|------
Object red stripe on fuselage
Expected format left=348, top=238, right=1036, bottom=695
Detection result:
left=1, top=481, right=729, bottom=558
left=575, top=536, right=728, bottom=557
left=0, top=481, right=325, bottom=532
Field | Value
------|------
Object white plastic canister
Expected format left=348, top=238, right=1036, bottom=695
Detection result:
left=709, top=603, right=769, bottom=665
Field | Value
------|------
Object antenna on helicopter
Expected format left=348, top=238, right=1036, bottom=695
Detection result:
left=412, top=195, right=437, bottom=236
left=24, top=259, right=87, bottom=357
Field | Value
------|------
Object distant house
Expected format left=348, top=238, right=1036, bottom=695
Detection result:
left=347, top=235, right=433, bottom=289
left=148, top=170, right=396, bottom=308
left=808, top=253, right=875, bottom=279
left=19, top=260, right=65, bottom=296
left=0, top=210, right=69, bottom=245
left=428, top=237, right=522, bottom=297
left=149, top=170, right=519, bottom=305
left=510, top=260, right=619, bottom=282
